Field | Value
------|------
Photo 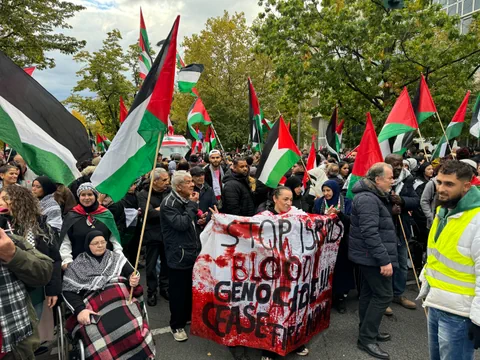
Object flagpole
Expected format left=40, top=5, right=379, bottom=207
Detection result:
left=211, top=125, right=225, bottom=153
left=434, top=112, right=454, bottom=156
left=415, top=128, right=431, bottom=161
left=129, top=131, right=163, bottom=303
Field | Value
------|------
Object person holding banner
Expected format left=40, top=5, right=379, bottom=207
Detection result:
left=313, top=180, right=354, bottom=314
left=349, top=162, right=397, bottom=360
left=258, top=186, right=309, bottom=359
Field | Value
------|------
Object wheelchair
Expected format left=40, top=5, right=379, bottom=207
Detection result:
left=55, top=299, right=150, bottom=360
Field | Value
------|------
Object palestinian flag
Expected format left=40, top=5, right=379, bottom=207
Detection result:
left=303, top=135, right=317, bottom=188
left=187, top=97, right=211, bottom=139
left=432, top=91, right=470, bottom=159
left=256, top=116, right=301, bottom=188
left=0, top=51, right=89, bottom=185
left=167, top=116, right=174, bottom=135
left=204, top=125, right=217, bottom=153
left=394, top=75, right=437, bottom=155
left=378, top=87, right=418, bottom=158
left=325, top=107, right=340, bottom=160
left=346, top=113, right=383, bottom=199
left=176, top=51, right=186, bottom=69
left=91, top=16, right=180, bottom=202
left=138, top=8, right=153, bottom=81
left=119, top=96, right=128, bottom=124
left=96, top=134, right=110, bottom=152
left=248, top=77, right=264, bottom=151
left=470, top=94, right=480, bottom=139
left=23, top=66, right=36, bottom=76
left=336, top=119, right=345, bottom=153
left=177, top=64, right=204, bottom=94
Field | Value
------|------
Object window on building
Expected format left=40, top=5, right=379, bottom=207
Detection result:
left=463, top=0, right=473, bottom=14
left=475, top=0, right=480, bottom=10
left=461, top=15, right=473, bottom=33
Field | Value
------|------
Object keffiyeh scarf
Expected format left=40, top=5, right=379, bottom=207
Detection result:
left=62, top=249, right=127, bottom=293
left=40, top=194, right=63, bottom=230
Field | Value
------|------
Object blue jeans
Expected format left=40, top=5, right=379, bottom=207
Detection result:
left=34, top=301, right=44, bottom=321
left=428, top=307, right=474, bottom=360
left=393, top=242, right=407, bottom=297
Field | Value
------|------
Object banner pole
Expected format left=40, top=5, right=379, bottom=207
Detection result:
left=129, top=131, right=163, bottom=303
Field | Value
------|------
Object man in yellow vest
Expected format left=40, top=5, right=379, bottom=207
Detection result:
left=420, top=160, right=480, bottom=359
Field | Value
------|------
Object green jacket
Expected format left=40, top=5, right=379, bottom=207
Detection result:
left=2, top=240, right=53, bottom=360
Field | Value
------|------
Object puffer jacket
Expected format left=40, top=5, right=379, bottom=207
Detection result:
left=422, top=186, right=480, bottom=323
left=221, top=170, right=256, bottom=217
left=348, top=178, right=399, bottom=268
left=137, top=187, right=171, bottom=245
left=160, top=191, right=201, bottom=270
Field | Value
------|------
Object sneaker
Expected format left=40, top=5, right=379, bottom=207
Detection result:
left=336, top=297, right=347, bottom=314
left=384, top=306, right=393, bottom=316
left=160, top=289, right=170, bottom=301
left=296, top=345, right=309, bottom=356
left=171, top=328, right=188, bottom=342
left=393, top=296, right=417, bottom=309
left=261, top=357, right=273, bottom=360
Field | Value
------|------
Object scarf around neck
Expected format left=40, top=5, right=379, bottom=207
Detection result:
left=393, top=168, right=411, bottom=195
left=62, top=249, right=127, bottom=293
left=72, top=203, right=107, bottom=224
left=210, top=165, right=224, bottom=198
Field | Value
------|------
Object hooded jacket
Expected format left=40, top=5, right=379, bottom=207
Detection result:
left=348, top=178, right=399, bottom=267
left=423, top=186, right=480, bottom=323
left=221, top=170, right=256, bottom=217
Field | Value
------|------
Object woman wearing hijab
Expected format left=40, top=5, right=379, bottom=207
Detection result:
left=32, top=176, right=63, bottom=231
left=62, top=230, right=155, bottom=360
left=284, top=176, right=309, bottom=211
left=59, top=182, right=123, bottom=270
left=313, top=180, right=355, bottom=313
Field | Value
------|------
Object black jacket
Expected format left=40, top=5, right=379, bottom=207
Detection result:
left=391, top=173, right=419, bottom=241
left=194, top=183, right=217, bottom=214
left=348, top=179, right=399, bottom=268
left=221, top=170, right=256, bottom=217
left=137, top=187, right=171, bottom=244
left=160, top=191, right=201, bottom=270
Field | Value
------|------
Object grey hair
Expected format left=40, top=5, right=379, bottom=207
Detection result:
left=171, top=170, right=191, bottom=189
left=153, top=167, right=168, bottom=180
left=366, top=162, right=393, bottom=182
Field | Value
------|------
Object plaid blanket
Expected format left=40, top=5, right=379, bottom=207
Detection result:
left=65, top=278, right=155, bottom=360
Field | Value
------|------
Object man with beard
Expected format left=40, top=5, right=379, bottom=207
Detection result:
left=203, top=150, right=227, bottom=208
left=420, top=160, right=480, bottom=359
left=221, top=158, right=255, bottom=216
left=384, top=154, right=419, bottom=313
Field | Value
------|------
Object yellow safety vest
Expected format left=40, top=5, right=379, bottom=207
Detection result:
left=425, top=207, right=480, bottom=296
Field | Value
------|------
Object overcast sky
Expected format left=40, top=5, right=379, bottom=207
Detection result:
left=34, top=0, right=262, bottom=101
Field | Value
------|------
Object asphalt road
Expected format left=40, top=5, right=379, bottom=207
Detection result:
left=39, top=279, right=451, bottom=360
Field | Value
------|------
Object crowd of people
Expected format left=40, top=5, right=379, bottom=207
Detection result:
left=0, top=144, right=479, bottom=360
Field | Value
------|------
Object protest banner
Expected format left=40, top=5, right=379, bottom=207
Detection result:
left=191, top=209, right=343, bottom=356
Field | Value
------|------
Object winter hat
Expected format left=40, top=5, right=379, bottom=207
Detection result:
left=77, top=182, right=99, bottom=198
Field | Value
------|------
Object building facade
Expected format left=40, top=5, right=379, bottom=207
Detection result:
left=433, top=0, right=480, bottom=33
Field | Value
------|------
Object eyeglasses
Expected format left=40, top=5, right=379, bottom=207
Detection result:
left=90, top=240, right=107, bottom=247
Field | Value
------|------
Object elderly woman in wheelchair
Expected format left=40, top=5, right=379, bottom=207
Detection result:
left=62, top=230, right=155, bottom=360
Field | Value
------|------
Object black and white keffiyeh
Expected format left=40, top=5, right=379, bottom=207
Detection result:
left=40, top=194, right=63, bottom=230
left=62, top=249, right=126, bottom=293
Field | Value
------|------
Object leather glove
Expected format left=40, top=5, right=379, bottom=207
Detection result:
left=391, top=204, right=402, bottom=215
left=468, top=323, right=480, bottom=349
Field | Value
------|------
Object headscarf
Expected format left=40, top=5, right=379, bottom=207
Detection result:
left=285, top=176, right=302, bottom=198
left=322, top=180, right=340, bottom=208
left=417, top=162, right=432, bottom=179
left=62, top=231, right=127, bottom=294
left=34, top=176, right=57, bottom=197
left=76, top=182, right=99, bottom=213
left=84, top=230, right=105, bottom=262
